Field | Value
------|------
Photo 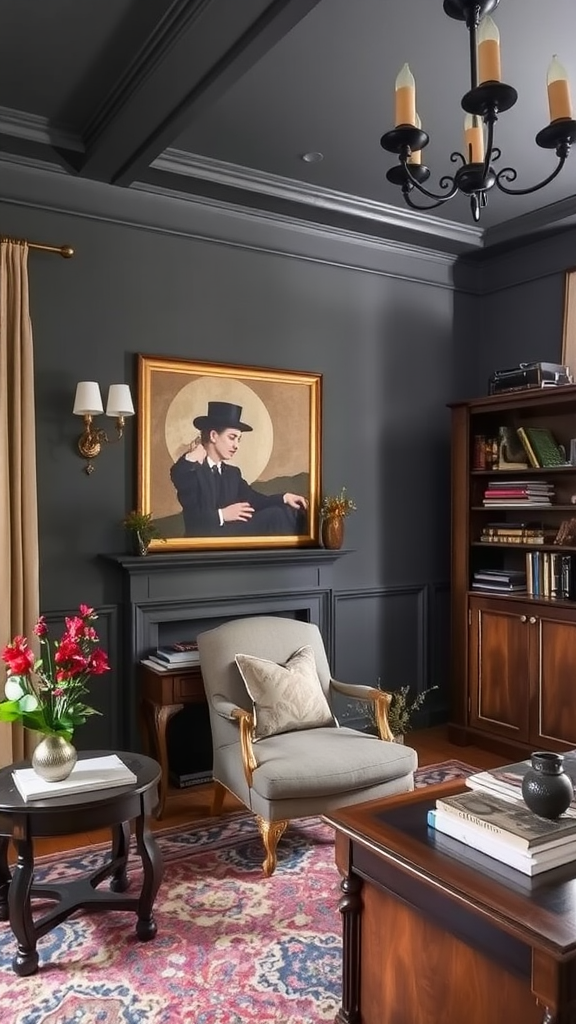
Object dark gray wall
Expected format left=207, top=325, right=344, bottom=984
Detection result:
left=0, top=185, right=461, bottom=745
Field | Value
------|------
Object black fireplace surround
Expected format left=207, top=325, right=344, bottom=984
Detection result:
left=107, top=549, right=348, bottom=750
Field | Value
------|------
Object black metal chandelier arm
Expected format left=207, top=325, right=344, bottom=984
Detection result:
left=402, top=161, right=459, bottom=203
left=401, top=189, right=451, bottom=212
left=495, top=151, right=568, bottom=196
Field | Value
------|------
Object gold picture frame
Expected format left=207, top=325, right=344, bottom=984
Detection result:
left=562, top=267, right=576, bottom=375
left=137, top=355, right=322, bottom=551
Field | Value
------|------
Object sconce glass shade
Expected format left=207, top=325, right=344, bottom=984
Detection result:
left=106, top=384, right=135, bottom=417
left=73, top=381, right=104, bottom=416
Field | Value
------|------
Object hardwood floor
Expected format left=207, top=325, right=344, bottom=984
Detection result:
left=23, top=726, right=508, bottom=859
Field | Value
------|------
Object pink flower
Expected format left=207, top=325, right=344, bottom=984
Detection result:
left=33, top=616, right=48, bottom=638
left=79, top=604, right=95, bottom=619
left=2, top=637, right=34, bottom=675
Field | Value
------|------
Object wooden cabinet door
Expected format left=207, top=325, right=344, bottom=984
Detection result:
left=530, top=607, right=576, bottom=749
left=468, top=597, right=531, bottom=743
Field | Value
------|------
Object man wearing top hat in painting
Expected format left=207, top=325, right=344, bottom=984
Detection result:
left=170, top=401, right=308, bottom=537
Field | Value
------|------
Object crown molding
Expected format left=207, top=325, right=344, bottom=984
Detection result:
left=152, top=149, right=484, bottom=252
left=0, top=106, right=83, bottom=152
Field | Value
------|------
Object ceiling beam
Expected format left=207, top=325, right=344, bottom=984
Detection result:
left=72, top=0, right=323, bottom=187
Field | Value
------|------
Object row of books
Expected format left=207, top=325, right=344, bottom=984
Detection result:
left=473, top=425, right=569, bottom=471
left=143, top=640, right=200, bottom=673
left=526, top=550, right=573, bottom=599
left=428, top=751, right=576, bottom=876
left=482, top=480, right=554, bottom=508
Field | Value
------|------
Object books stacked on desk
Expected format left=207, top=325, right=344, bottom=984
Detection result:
left=482, top=480, right=554, bottom=507
left=471, top=568, right=527, bottom=593
left=142, top=640, right=200, bottom=673
left=465, top=752, right=576, bottom=817
left=427, top=754, right=576, bottom=875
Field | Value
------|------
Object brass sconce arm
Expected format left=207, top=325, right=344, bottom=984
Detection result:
left=73, top=382, right=134, bottom=474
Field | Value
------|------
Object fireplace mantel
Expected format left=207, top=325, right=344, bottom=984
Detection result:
left=104, top=548, right=350, bottom=748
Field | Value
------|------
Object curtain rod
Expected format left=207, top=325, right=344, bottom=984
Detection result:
left=0, top=236, right=74, bottom=258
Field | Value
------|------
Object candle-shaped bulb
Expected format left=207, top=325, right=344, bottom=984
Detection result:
left=395, top=63, right=416, bottom=127
left=478, top=15, right=501, bottom=84
left=464, top=113, right=485, bottom=164
left=408, top=113, right=422, bottom=164
left=547, top=56, right=572, bottom=121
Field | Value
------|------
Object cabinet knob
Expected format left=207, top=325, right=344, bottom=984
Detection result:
left=529, top=616, right=537, bottom=624
left=520, top=615, right=527, bottom=623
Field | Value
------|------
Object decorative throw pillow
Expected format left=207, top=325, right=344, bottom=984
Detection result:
left=235, top=645, right=334, bottom=740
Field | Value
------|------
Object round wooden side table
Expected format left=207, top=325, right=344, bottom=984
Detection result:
left=0, top=749, right=163, bottom=976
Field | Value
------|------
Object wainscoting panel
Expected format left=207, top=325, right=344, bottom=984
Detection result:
left=332, top=585, right=432, bottom=727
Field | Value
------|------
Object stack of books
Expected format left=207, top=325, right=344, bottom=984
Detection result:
left=480, top=522, right=547, bottom=546
left=427, top=753, right=576, bottom=876
left=482, top=480, right=555, bottom=507
left=142, top=640, right=200, bottom=673
left=471, top=568, right=527, bottom=593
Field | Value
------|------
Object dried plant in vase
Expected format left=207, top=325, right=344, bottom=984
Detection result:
left=320, top=487, right=357, bottom=550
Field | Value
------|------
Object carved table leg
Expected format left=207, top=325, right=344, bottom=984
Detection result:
left=151, top=702, right=183, bottom=819
left=9, top=837, right=39, bottom=976
left=0, top=836, right=10, bottom=921
left=110, top=820, right=131, bottom=892
left=134, top=803, right=163, bottom=941
left=335, top=870, right=363, bottom=1024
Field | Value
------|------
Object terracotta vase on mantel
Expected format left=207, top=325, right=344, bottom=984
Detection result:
left=321, top=515, right=344, bottom=550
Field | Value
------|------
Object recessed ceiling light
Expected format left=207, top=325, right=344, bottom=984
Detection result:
left=301, top=152, right=324, bottom=163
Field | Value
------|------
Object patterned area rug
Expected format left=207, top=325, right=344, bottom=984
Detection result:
left=0, top=759, right=474, bottom=1024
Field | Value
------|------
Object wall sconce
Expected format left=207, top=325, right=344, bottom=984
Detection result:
left=73, top=381, right=135, bottom=474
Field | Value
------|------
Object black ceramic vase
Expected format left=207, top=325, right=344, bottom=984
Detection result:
left=521, top=751, right=574, bottom=819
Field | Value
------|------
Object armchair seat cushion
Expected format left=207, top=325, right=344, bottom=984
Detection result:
left=248, top=726, right=417, bottom=802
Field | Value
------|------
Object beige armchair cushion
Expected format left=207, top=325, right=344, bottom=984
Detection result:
left=235, top=645, right=334, bottom=740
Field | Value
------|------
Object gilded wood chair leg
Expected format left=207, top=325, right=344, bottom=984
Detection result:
left=256, top=817, right=288, bottom=877
left=210, top=780, right=226, bottom=816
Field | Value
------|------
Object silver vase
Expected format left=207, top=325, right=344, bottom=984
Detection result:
left=32, top=735, right=77, bottom=782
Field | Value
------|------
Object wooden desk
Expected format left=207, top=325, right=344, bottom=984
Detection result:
left=0, top=751, right=162, bottom=976
left=325, top=781, right=576, bottom=1024
left=140, top=663, right=208, bottom=818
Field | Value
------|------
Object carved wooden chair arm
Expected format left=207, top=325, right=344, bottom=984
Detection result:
left=232, top=707, right=258, bottom=787
left=330, top=678, right=394, bottom=742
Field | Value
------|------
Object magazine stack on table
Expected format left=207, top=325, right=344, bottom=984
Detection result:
left=142, top=640, right=200, bottom=673
left=428, top=771, right=576, bottom=876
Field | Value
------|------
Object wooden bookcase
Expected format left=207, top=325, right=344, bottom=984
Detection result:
left=449, top=384, right=576, bottom=757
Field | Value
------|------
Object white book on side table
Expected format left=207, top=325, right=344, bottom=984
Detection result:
left=13, top=754, right=137, bottom=802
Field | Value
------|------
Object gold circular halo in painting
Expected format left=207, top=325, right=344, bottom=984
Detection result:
left=165, top=377, right=274, bottom=484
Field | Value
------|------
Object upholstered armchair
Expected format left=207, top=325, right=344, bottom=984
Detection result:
left=197, top=616, right=418, bottom=876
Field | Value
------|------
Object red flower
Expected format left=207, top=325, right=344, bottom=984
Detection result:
left=33, top=616, right=48, bottom=638
left=79, top=604, right=95, bottom=619
left=2, top=637, right=34, bottom=675
left=89, top=649, right=110, bottom=675
left=64, top=616, right=84, bottom=640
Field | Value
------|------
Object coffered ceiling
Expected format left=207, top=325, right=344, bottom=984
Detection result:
left=2, top=0, right=576, bottom=255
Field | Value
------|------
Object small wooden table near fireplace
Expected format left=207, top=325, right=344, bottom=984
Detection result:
left=325, top=780, right=576, bottom=1024
left=0, top=750, right=163, bottom=977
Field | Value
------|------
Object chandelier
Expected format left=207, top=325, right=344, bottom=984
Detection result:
left=380, top=0, right=576, bottom=222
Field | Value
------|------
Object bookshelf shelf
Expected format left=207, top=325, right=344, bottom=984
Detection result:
left=449, top=385, right=576, bottom=757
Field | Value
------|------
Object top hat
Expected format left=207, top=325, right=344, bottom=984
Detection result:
left=192, top=401, right=253, bottom=432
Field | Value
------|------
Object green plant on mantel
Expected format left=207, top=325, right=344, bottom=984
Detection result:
left=122, top=510, right=164, bottom=553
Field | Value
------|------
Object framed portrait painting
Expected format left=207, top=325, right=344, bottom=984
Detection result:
left=137, top=355, right=322, bottom=550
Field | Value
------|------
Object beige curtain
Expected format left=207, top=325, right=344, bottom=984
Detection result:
left=0, top=240, right=40, bottom=765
